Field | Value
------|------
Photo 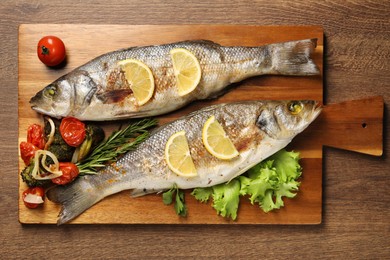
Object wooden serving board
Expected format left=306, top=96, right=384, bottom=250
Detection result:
left=18, top=25, right=383, bottom=225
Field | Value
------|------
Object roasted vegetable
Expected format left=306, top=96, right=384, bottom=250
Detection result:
left=52, top=162, right=79, bottom=185
left=20, top=161, right=51, bottom=187
left=22, top=186, right=45, bottom=208
left=19, top=141, right=39, bottom=165
left=76, top=124, right=105, bottom=162
left=60, top=117, right=86, bottom=147
left=43, top=118, right=105, bottom=163
left=44, top=118, right=75, bottom=162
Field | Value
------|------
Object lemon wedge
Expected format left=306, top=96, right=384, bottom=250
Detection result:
left=165, top=130, right=197, bottom=177
left=170, top=48, right=201, bottom=96
left=118, top=59, right=155, bottom=105
left=202, top=115, right=239, bottom=160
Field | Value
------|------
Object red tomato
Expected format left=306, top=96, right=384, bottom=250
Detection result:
left=20, top=141, right=39, bottom=165
left=59, top=117, right=86, bottom=147
left=37, top=36, right=66, bottom=67
left=22, top=187, right=45, bottom=209
left=52, top=162, right=79, bottom=185
left=27, top=124, right=45, bottom=149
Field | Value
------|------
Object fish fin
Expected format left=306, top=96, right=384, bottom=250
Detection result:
left=270, top=39, right=319, bottom=76
left=130, top=188, right=165, bottom=198
left=205, top=87, right=231, bottom=100
left=205, top=83, right=241, bottom=100
left=113, top=109, right=156, bottom=119
left=46, top=176, right=102, bottom=225
left=96, top=89, right=133, bottom=104
left=182, top=102, right=230, bottom=119
left=176, top=39, right=221, bottom=47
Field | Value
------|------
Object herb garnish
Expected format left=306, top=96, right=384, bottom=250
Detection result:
left=76, top=118, right=157, bottom=175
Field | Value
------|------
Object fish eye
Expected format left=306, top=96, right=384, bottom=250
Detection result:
left=44, top=85, right=57, bottom=97
left=287, top=101, right=303, bottom=115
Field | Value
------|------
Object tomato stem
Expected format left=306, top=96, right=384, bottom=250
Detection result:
left=41, top=45, right=49, bottom=55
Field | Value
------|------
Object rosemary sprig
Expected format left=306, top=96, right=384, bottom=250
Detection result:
left=76, top=118, right=158, bottom=175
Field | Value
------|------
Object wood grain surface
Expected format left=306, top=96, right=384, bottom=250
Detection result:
left=18, top=24, right=325, bottom=225
left=1, top=0, right=389, bottom=259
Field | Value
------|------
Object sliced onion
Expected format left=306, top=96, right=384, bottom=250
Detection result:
left=40, top=151, right=59, bottom=172
left=32, top=150, right=63, bottom=180
left=23, top=193, right=44, bottom=204
left=44, top=117, right=55, bottom=150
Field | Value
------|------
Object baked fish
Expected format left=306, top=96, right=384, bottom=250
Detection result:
left=30, top=39, right=319, bottom=121
left=47, top=100, right=321, bottom=224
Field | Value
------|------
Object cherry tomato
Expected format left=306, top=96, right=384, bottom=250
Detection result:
left=59, top=117, right=86, bottom=147
left=37, top=36, right=66, bottom=67
left=22, top=187, right=45, bottom=209
left=27, top=124, right=45, bottom=149
left=20, top=141, right=39, bottom=165
left=52, top=162, right=79, bottom=185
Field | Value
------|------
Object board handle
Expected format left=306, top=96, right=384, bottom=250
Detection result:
left=292, top=96, right=384, bottom=156
left=317, top=96, right=384, bottom=156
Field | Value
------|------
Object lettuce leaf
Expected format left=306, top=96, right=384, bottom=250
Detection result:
left=191, top=187, right=213, bottom=203
left=191, top=149, right=302, bottom=220
left=211, top=179, right=241, bottom=220
left=242, top=149, right=302, bottom=212
left=269, top=149, right=302, bottom=182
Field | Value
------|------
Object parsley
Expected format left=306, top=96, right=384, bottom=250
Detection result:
left=162, top=184, right=187, bottom=217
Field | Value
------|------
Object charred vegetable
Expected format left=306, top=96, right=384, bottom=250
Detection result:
left=20, top=161, right=51, bottom=187
left=43, top=118, right=105, bottom=163
left=44, top=118, right=75, bottom=162
left=20, top=118, right=155, bottom=189
left=73, top=124, right=105, bottom=162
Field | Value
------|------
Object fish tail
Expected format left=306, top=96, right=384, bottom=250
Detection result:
left=269, top=38, right=319, bottom=76
left=46, top=175, right=104, bottom=225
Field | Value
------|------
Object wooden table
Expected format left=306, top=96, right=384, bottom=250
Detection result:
left=1, top=1, right=389, bottom=258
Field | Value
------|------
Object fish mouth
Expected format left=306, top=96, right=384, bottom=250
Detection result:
left=29, top=92, right=41, bottom=106
left=30, top=102, right=59, bottom=119
left=311, top=101, right=322, bottom=122
left=292, top=100, right=322, bottom=136
left=29, top=91, right=48, bottom=113
left=29, top=90, right=64, bottom=119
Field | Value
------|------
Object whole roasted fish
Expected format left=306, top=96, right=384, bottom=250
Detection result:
left=47, top=100, right=321, bottom=224
left=30, top=39, right=319, bottom=121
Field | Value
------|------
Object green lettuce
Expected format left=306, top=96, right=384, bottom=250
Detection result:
left=192, top=149, right=302, bottom=219
left=192, top=180, right=241, bottom=220
left=191, top=187, right=213, bottom=203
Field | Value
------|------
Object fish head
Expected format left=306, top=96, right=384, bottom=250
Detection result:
left=30, top=77, right=73, bottom=118
left=30, top=71, right=97, bottom=119
left=256, top=100, right=321, bottom=140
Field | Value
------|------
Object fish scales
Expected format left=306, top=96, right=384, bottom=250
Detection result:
left=125, top=102, right=263, bottom=181
left=30, top=39, right=319, bottom=121
left=47, top=100, right=321, bottom=224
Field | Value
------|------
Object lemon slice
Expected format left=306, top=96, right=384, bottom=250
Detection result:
left=118, top=59, right=155, bottom=105
left=165, top=130, right=197, bottom=177
left=202, top=115, right=239, bottom=160
left=170, top=48, right=201, bottom=96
